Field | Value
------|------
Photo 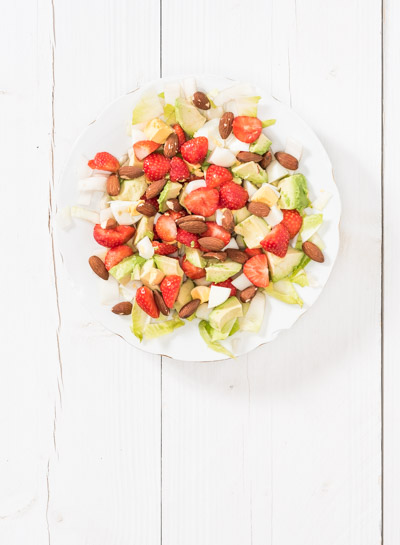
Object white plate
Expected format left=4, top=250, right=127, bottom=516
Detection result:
left=55, top=75, right=341, bottom=362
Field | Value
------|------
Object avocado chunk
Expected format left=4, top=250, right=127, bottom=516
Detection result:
left=234, top=215, right=270, bottom=249
left=174, top=279, right=195, bottom=312
left=144, top=118, right=174, bottom=144
left=205, top=317, right=238, bottom=342
left=267, top=247, right=304, bottom=282
left=109, top=255, right=145, bottom=283
left=232, top=162, right=268, bottom=185
left=249, top=133, right=272, bottom=155
left=134, top=215, right=155, bottom=246
left=208, top=297, right=243, bottom=332
left=113, top=177, right=148, bottom=202
left=205, top=261, right=242, bottom=283
left=158, top=181, right=182, bottom=212
left=153, top=255, right=184, bottom=277
left=251, top=183, right=280, bottom=207
left=185, top=247, right=206, bottom=268
left=175, top=97, right=206, bottom=136
left=278, top=173, right=310, bottom=211
left=233, top=206, right=251, bottom=224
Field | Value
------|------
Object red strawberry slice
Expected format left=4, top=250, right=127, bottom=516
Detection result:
left=136, top=286, right=159, bottom=319
left=184, top=187, right=219, bottom=217
left=180, top=136, right=208, bottom=164
left=260, top=223, right=290, bottom=257
left=169, top=156, right=190, bottom=182
left=211, top=279, right=237, bottom=296
left=173, top=124, right=186, bottom=147
left=155, top=215, right=177, bottom=242
left=219, top=181, right=248, bottom=210
left=160, top=275, right=181, bottom=308
left=245, top=247, right=262, bottom=257
left=104, top=245, right=133, bottom=271
left=243, top=254, right=270, bottom=288
left=143, top=153, right=171, bottom=181
left=181, top=256, right=206, bottom=280
left=152, top=241, right=177, bottom=255
left=205, top=165, right=233, bottom=189
left=93, top=224, right=135, bottom=248
left=165, top=209, right=187, bottom=221
left=88, top=152, right=119, bottom=172
left=232, top=116, right=263, bottom=143
left=176, top=228, right=200, bottom=248
left=281, top=209, right=303, bottom=238
left=203, top=222, right=231, bottom=246
left=133, top=140, right=160, bottom=161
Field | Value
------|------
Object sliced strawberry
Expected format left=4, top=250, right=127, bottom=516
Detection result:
left=152, top=241, right=177, bottom=255
left=155, top=215, right=177, bottom=242
left=184, top=187, right=219, bottom=217
left=165, top=209, right=187, bottom=221
left=160, top=275, right=181, bottom=308
left=143, top=153, right=171, bottom=181
left=181, top=256, right=206, bottom=280
left=260, top=223, right=290, bottom=257
left=281, top=209, right=303, bottom=238
left=172, top=124, right=186, bottom=147
left=136, top=286, right=159, bottom=318
left=170, top=156, right=190, bottom=182
left=243, top=254, right=269, bottom=288
left=219, top=181, right=248, bottom=210
left=104, top=245, right=133, bottom=270
left=133, top=140, right=160, bottom=161
left=180, top=137, right=208, bottom=164
left=211, top=279, right=237, bottom=296
left=88, top=152, right=119, bottom=172
left=203, top=222, right=231, bottom=246
left=205, top=165, right=233, bottom=189
left=232, top=116, right=263, bottom=143
left=245, top=248, right=262, bottom=257
left=93, top=224, right=135, bottom=248
left=176, top=228, right=200, bottom=248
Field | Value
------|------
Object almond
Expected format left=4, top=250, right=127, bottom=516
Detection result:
left=203, top=251, right=227, bottom=261
left=260, top=151, right=272, bottom=170
left=145, top=178, right=167, bottom=199
left=163, top=133, right=179, bottom=158
left=226, top=248, right=249, bottom=264
left=179, top=220, right=208, bottom=234
left=112, top=301, right=133, bottom=315
left=247, top=201, right=270, bottom=217
left=275, top=151, right=298, bottom=170
left=302, top=241, right=324, bottom=263
left=198, top=237, right=225, bottom=251
left=166, top=198, right=183, bottom=211
left=193, top=91, right=211, bottom=110
left=106, top=174, right=120, bottom=196
left=237, top=151, right=263, bottom=163
left=179, top=298, right=200, bottom=319
left=219, top=112, right=234, bottom=139
left=88, top=256, right=109, bottom=280
left=239, top=286, right=257, bottom=303
left=118, top=165, right=144, bottom=179
left=105, top=218, right=117, bottom=229
left=137, top=202, right=157, bottom=217
left=176, top=215, right=205, bottom=225
left=153, top=290, right=170, bottom=316
left=221, top=209, right=235, bottom=232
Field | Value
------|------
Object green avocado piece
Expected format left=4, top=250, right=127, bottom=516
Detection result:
left=249, top=133, right=272, bottom=155
left=205, top=261, right=242, bottom=283
left=113, top=177, right=148, bottom=202
left=174, top=278, right=195, bottom=312
left=205, top=317, right=238, bottom=342
left=234, top=215, right=270, bottom=249
left=153, top=255, right=184, bottom=277
left=109, top=255, right=146, bottom=283
left=175, top=97, right=206, bottom=136
left=134, top=215, right=155, bottom=246
left=233, top=207, right=251, bottom=224
left=208, top=297, right=243, bottom=332
left=232, top=161, right=268, bottom=185
left=158, top=181, right=182, bottom=212
left=267, top=247, right=304, bottom=282
left=278, top=174, right=310, bottom=211
left=185, top=247, right=206, bottom=268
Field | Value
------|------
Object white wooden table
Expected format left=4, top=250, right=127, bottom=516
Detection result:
left=1, top=0, right=397, bottom=543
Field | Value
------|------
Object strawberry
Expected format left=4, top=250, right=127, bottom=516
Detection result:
left=165, top=209, right=187, bottom=221
left=133, top=140, right=160, bottom=161
left=245, top=248, right=262, bottom=257
left=136, top=286, right=159, bottom=318
left=88, top=152, right=119, bottom=172
left=173, top=124, right=186, bottom=148
left=160, top=275, right=181, bottom=308
left=205, top=165, right=233, bottom=189
left=243, top=254, right=269, bottom=288
left=281, top=209, right=303, bottom=238
left=152, top=241, right=177, bottom=255
left=203, top=222, right=231, bottom=246
left=184, top=187, right=219, bottom=217
left=219, top=181, right=248, bottom=210
left=169, top=156, right=190, bottom=182
left=232, top=116, right=262, bottom=143
left=180, top=137, right=208, bottom=164
left=260, top=223, right=290, bottom=257
left=181, top=256, right=206, bottom=280
left=104, top=245, right=133, bottom=270
left=176, top=228, right=200, bottom=248
left=211, top=279, right=237, bottom=296
left=155, top=215, right=177, bottom=242
left=93, top=224, right=135, bottom=248
left=143, top=153, right=171, bottom=181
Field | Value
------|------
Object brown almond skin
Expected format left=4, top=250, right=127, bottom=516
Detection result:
left=145, top=178, right=167, bottom=199
left=219, top=112, right=234, bottom=139
left=237, top=151, right=263, bottom=163
left=179, top=220, right=208, bottom=234
left=193, top=91, right=211, bottom=110
left=176, top=215, right=205, bottom=225
left=89, top=256, right=109, bottom=280
left=226, top=249, right=249, bottom=264
left=137, top=202, right=157, bottom=216
left=153, top=290, right=170, bottom=316
left=179, top=299, right=200, bottom=319
left=118, top=165, right=144, bottom=179
left=203, top=251, right=227, bottom=261
left=106, top=174, right=120, bottom=196
left=247, top=201, right=271, bottom=217
left=112, top=301, right=133, bottom=315
left=166, top=198, right=183, bottom=212
left=105, top=218, right=118, bottom=229
left=275, top=151, right=299, bottom=170
left=240, top=286, right=257, bottom=303
left=198, top=237, right=225, bottom=251
left=163, top=133, right=179, bottom=158
left=221, top=209, right=235, bottom=232
left=302, top=241, right=324, bottom=263
left=260, top=151, right=272, bottom=170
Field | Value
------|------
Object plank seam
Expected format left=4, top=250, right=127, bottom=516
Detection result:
left=381, top=0, right=385, bottom=542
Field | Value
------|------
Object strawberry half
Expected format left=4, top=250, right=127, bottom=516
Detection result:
left=155, top=215, right=177, bottom=242
left=281, top=209, right=303, bottom=238
left=88, top=152, right=119, bottom=172
left=203, top=222, right=231, bottom=246
left=211, top=279, right=237, bottom=296
left=232, top=116, right=262, bottom=143
left=93, top=224, right=135, bottom=248
left=245, top=248, right=262, bottom=257
left=243, top=254, right=270, bottom=288
left=143, top=153, right=171, bottom=181
left=176, top=228, right=200, bottom=248
left=152, top=241, right=178, bottom=255
left=205, top=165, right=233, bottom=189
left=160, top=275, right=181, bottom=308
left=260, top=223, right=290, bottom=257
left=184, top=187, right=219, bottom=217
left=219, top=181, right=248, bottom=210
left=133, top=140, right=160, bottom=161
left=180, top=136, right=208, bottom=164
left=104, top=245, right=133, bottom=270
left=136, top=286, right=159, bottom=318
left=170, top=156, right=190, bottom=182
left=173, top=124, right=186, bottom=147
left=181, top=256, right=206, bottom=280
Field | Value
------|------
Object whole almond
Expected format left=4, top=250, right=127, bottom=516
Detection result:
left=193, top=91, right=211, bottom=110
left=88, top=256, right=109, bottom=280
left=226, top=248, right=249, bottom=264
left=179, top=299, right=200, bottom=319
left=302, top=241, right=324, bottom=263
left=240, top=286, right=257, bottom=303
left=166, top=198, right=183, bottom=211
left=105, top=218, right=117, bottom=229
left=221, top=209, right=235, bottom=232
left=275, top=151, right=299, bottom=170
left=118, top=165, right=144, bottom=179
left=198, top=237, right=225, bottom=251
left=260, top=151, right=272, bottom=170
left=237, top=151, right=263, bottom=163
left=106, top=174, right=120, bottom=196
left=112, top=301, right=133, bottom=315
left=137, top=202, right=157, bottom=216
left=153, top=290, right=170, bottom=316
left=180, top=220, right=208, bottom=234
left=247, top=201, right=270, bottom=217
left=203, top=251, right=227, bottom=261
left=219, top=112, right=234, bottom=139
left=145, top=178, right=167, bottom=199
left=163, top=133, right=179, bottom=158
left=176, top=215, right=205, bottom=225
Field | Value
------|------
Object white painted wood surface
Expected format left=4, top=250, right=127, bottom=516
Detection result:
left=1, top=0, right=394, bottom=543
